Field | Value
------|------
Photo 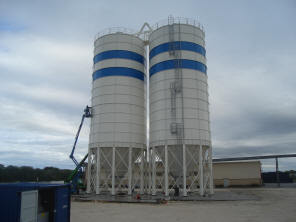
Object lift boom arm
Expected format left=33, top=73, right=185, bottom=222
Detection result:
left=65, top=153, right=89, bottom=183
left=69, top=106, right=91, bottom=166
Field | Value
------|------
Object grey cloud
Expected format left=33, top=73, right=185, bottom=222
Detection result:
left=0, top=0, right=296, bottom=171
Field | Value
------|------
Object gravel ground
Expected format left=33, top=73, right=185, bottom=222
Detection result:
left=71, top=188, right=296, bottom=222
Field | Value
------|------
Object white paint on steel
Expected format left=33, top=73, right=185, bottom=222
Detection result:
left=88, top=32, right=146, bottom=195
left=89, top=33, right=146, bottom=148
left=152, top=146, right=156, bottom=195
left=209, top=144, right=214, bottom=194
left=112, top=146, right=115, bottom=195
left=96, top=147, right=100, bottom=194
left=86, top=150, right=91, bottom=194
left=199, top=145, right=204, bottom=196
left=88, top=19, right=213, bottom=196
left=149, top=20, right=213, bottom=196
left=148, top=149, right=152, bottom=194
left=140, top=151, right=144, bottom=194
left=164, top=145, right=168, bottom=196
left=149, top=50, right=206, bottom=67
left=128, top=147, right=132, bottom=195
left=149, top=24, right=210, bottom=147
left=182, top=144, right=187, bottom=196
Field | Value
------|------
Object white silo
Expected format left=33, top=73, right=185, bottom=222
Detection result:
left=87, top=28, right=146, bottom=195
left=149, top=17, right=213, bottom=196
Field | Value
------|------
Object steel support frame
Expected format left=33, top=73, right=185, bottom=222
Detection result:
left=87, top=146, right=145, bottom=195
left=86, top=147, right=97, bottom=194
left=111, top=147, right=116, bottom=195
left=151, top=146, right=156, bottom=195
left=183, top=144, right=187, bottom=196
left=164, top=145, right=169, bottom=196
left=96, top=147, right=100, bottom=194
left=199, top=145, right=204, bottom=196
left=150, top=143, right=214, bottom=196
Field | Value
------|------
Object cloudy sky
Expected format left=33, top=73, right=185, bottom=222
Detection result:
left=0, top=0, right=295, bottom=171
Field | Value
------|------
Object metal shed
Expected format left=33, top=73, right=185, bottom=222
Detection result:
left=0, top=183, right=71, bottom=222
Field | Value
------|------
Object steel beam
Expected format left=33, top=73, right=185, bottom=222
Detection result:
left=148, top=148, right=152, bottom=194
left=96, top=147, right=100, bottom=194
left=182, top=144, right=187, bottom=196
left=199, top=145, right=204, bottom=196
left=111, top=147, right=116, bottom=195
left=209, top=145, right=214, bottom=195
left=164, top=145, right=168, bottom=196
left=140, top=150, right=144, bottom=194
left=152, top=146, right=156, bottom=195
left=128, top=147, right=132, bottom=195
left=86, top=148, right=91, bottom=193
left=213, top=154, right=296, bottom=162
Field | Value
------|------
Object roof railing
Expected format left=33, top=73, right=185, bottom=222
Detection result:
left=94, top=17, right=204, bottom=41
left=152, top=16, right=204, bottom=32
left=95, top=27, right=136, bottom=41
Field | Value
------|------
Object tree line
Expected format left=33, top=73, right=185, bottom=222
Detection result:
left=0, top=164, right=72, bottom=182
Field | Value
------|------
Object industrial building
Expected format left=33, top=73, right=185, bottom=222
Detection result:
left=213, top=161, right=262, bottom=187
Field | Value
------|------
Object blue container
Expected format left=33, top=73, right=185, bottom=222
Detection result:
left=0, top=183, right=71, bottom=222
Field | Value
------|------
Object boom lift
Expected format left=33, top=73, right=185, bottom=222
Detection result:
left=65, top=105, right=91, bottom=194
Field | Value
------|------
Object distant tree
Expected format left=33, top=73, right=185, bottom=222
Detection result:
left=0, top=165, right=72, bottom=182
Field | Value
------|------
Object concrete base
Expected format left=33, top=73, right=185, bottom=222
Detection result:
left=73, top=190, right=258, bottom=204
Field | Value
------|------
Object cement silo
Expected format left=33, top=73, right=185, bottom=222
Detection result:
left=149, top=17, right=213, bottom=196
left=87, top=28, right=146, bottom=195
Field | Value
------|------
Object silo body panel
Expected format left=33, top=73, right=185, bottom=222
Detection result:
left=149, top=21, right=213, bottom=196
left=89, top=33, right=146, bottom=148
left=87, top=32, right=146, bottom=195
left=149, top=24, right=210, bottom=147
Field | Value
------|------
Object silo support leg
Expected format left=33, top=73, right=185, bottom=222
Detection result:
left=128, top=147, right=132, bottom=195
left=183, top=144, right=187, bottom=197
left=140, top=150, right=144, bottom=194
left=148, top=148, right=152, bottom=195
left=112, top=147, right=116, bottom=195
left=199, top=145, right=204, bottom=196
left=209, top=145, right=214, bottom=194
left=152, top=146, right=156, bottom=195
left=164, top=145, right=169, bottom=196
left=86, top=148, right=91, bottom=193
left=96, top=147, right=100, bottom=194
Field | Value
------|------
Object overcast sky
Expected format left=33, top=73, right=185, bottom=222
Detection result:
left=0, top=0, right=295, bottom=171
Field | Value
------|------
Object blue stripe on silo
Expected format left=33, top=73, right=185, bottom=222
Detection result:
left=93, top=67, right=145, bottom=81
left=149, top=59, right=207, bottom=77
left=94, top=50, right=145, bottom=64
left=149, top=41, right=206, bottom=59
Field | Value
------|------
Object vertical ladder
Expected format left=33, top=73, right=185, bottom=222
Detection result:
left=168, top=19, right=185, bottom=187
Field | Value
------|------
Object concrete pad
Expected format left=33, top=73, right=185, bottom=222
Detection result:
left=73, top=189, right=258, bottom=203
left=71, top=188, right=296, bottom=222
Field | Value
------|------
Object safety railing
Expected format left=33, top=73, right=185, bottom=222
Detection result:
left=95, top=27, right=136, bottom=41
left=94, top=17, right=205, bottom=41
left=152, top=16, right=204, bottom=32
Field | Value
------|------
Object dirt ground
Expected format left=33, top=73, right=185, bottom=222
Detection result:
left=71, top=188, right=296, bottom=222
